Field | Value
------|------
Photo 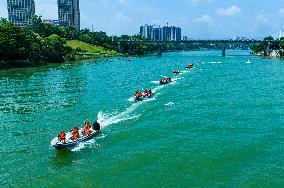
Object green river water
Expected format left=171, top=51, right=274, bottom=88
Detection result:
left=0, top=50, right=283, bottom=187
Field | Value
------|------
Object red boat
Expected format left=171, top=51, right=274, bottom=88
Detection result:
left=173, top=70, right=180, bottom=74
left=186, top=64, right=193, bottom=69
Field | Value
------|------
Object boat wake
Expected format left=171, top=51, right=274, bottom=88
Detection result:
left=71, top=133, right=106, bottom=152
left=165, top=102, right=174, bottom=106
left=70, top=64, right=199, bottom=152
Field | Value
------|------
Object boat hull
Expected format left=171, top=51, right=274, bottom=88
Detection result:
left=135, top=95, right=153, bottom=102
left=52, top=131, right=99, bottom=150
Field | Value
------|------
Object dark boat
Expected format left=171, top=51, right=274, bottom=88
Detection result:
left=135, top=94, right=153, bottom=102
left=173, top=70, right=180, bottom=74
left=51, top=128, right=99, bottom=150
left=186, top=64, right=193, bottom=69
left=160, top=77, right=171, bottom=85
left=134, top=90, right=153, bottom=102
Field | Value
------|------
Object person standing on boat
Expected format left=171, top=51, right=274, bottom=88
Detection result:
left=93, top=121, right=100, bottom=132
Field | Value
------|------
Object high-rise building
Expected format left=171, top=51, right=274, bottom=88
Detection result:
left=140, top=24, right=181, bottom=41
left=57, top=0, right=80, bottom=30
left=140, top=24, right=154, bottom=40
left=7, top=0, right=35, bottom=26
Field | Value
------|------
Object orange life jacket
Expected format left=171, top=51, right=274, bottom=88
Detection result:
left=73, top=133, right=79, bottom=141
left=59, top=132, right=65, bottom=139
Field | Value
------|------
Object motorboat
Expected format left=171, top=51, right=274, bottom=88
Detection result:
left=246, top=60, right=252, bottom=64
left=173, top=70, right=180, bottom=74
left=51, top=126, right=100, bottom=150
left=134, top=90, right=153, bottom=102
left=186, top=64, right=193, bottom=69
left=160, top=77, right=171, bottom=85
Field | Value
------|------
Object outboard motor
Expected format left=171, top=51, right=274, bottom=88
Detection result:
left=93, top=121, right=100, bottom=131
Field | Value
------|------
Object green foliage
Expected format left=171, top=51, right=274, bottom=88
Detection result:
left=250, top=44, right=264, bottom=54
left=264, top=36, right=274, bottom=41
left=0, top=18, right=31, bottom=62
left=280, top=39, right=284, bottom=50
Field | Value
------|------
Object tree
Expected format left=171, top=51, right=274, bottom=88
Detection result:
left=0, top=18, right=31, bottom=61
left=264, top=36, right=274, bottom=41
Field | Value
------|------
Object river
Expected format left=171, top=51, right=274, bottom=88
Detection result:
left=0, top=50, right=283, bottom=187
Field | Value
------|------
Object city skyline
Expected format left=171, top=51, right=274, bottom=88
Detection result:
left=0, top=0, right=284, bottom=39
left=140, top=24, right=182, bottom=41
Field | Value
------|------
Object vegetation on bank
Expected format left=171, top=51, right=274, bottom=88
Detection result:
left=250, top=36, right=284, bottom=57
left=0, top=16, right=156, bottom=68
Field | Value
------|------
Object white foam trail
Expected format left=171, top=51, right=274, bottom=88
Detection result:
left=128, top=96, right=135, bottom=102
left=151, top=80, right=160, bottom=84
left=210, top=61, right=222, bottom=64
left=165, top=102, right=174, bottom=106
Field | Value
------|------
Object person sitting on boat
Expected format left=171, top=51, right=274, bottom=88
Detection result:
left=84, top=122, right=91, bottom=135
left=93, top=121, right=101, bottom=132
left=135, top=91, right=143, bottom=98
left=58, top=131, right=66, bottom=142
left=148, top=89, right=152, bottom=95
left=165, top=77, right=171, bottom=82
left=144, top=89, right=149, bottom=96
left=135, top=91, right=140, bottom=98
left=72, top=127, right=79, bottom=134
left=73, top=132, right=79, bottom=141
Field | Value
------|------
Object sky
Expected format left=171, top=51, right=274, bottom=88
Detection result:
left=1, top=0, right=284, bottom=39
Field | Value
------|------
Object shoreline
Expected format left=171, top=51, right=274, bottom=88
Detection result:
left=0, top=53, right=128, bottom=69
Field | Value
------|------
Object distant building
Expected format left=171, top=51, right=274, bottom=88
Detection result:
left=140, top=24, right=154, bottom=40
left=183, top=36, right=188, bottom=41
left=57, top=0, right=80, bottom=30
left=139, top=24, right=181, bottom=41
left=7, top=0, right=35, bottom=26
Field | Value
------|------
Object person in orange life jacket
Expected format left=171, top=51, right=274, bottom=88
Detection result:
left=144, top=89, right=148, bottom=96
left=73, top=132, right=79, bottom=141
left=58, top=131, right=66, bottom=142
left=84, top=122, right=91, bottom=135
left=72, top=127, right=79, bottom=141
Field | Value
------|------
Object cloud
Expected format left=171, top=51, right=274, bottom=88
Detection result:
left=193, top=15, right=213, bottom=24
left=216, top=5, right=241, bottom=16
left=114, top=13, right=131, bottom=23
left=279, top=8, right=284, bottom=16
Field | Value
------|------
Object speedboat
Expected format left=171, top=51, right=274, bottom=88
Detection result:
left=186, top=64, right=193, bottom=69
left=173, top=70, right=180, bottom=74
left=134, top=94, right=153, bottom=102
left=134, top=90, right=153, bottom=102
left=51, top=127, right=99, bottom=150
left=246, top=60, right=252, bottom=64
left=160, top=77, right=171, bottom=85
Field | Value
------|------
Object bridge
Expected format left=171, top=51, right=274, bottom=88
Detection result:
left=111, top=40, right=278, bottom=57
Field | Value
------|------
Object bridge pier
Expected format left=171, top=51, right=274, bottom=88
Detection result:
left=156, top=44, right=162, bottom=55
left=222, top=44, right=226, bottom=57
left=264, top=42, right=270, bottom=56
left=119, top=42, right=126, bottom=53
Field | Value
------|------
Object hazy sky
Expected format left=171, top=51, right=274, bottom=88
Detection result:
left=1, top=0, right=284, bottom=39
